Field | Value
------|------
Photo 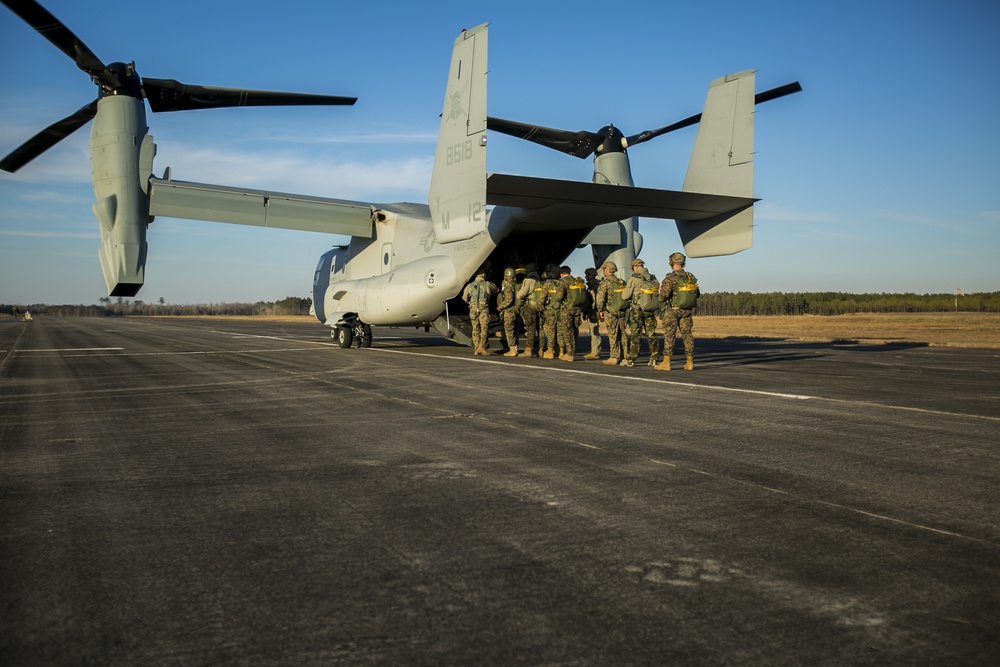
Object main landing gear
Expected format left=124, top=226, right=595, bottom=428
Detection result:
left=332, top=316, right=372, bottom=349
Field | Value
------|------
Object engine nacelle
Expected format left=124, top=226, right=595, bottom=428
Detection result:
left=90, top=96, right=154, bottom=296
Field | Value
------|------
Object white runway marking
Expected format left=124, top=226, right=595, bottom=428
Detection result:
left=19, top=347, right=125, bottom=352
left=655, top=461, right=999, bottom=548
left=368, top=347, right=1000, bottom=422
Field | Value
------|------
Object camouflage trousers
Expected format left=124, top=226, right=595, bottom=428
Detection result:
left=519, top=305, right=540, bottom=353
left=586, top=313, right=601, bottom=355
left=558, top=306, right=579, bottom=355
left=626, top=309, right=660, bottom=361
left=501, top=307, right=519, bottom=350
left=542, top=307, right=560, bottom=353
left=469, top=304, right=490, bottom=351
left=661, top=307, right=694, bottom=357
left=603, top=310, right=625, bottom=360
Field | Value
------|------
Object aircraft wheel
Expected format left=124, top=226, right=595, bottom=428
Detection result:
left=337, top=326, right=354, bottom=348
left=361, top=324, right=373, bottom=348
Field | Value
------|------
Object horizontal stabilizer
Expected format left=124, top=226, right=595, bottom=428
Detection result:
left=148, top=177, right=373, bottom=237
left=487, top=173, right=756, bottom=228
left=676, top=208, right=754, bottom=257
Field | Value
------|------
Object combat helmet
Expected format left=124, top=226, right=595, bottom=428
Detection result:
left=503, top=267, right=516, bottom=279
left=669, top=252, right=686, bottom=267
left=630, top=258, right=645, bottom=270
left=600, top=260, right=617, bottom=273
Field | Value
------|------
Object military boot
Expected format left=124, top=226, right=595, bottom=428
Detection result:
left=542, top=349, right=555, bottom=360
left=684, top=355, right=694, bottom=370
left=518, top=350, right=534, bottom=358
left=654, top=357, right=671, bottom=371
left=583, top=352, right=599, bottom=360
left=504, top=348, right=518, bottom=357
left=602, top=357, right=620, bottom=366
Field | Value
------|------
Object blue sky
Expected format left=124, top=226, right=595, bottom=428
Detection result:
left=2, top=0, right=998, bottom=305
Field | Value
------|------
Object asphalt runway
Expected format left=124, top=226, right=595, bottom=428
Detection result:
left=1, top=316, right=998, bottom=665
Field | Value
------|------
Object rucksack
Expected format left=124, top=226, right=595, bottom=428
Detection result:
left=672, top=272, right=699, bottom=310
left=565, top=276, right=587, bottom=308
left=636, top=275, right=660, bottom=313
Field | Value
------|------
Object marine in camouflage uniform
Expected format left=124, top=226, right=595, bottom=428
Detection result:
left=557, top=266, right=580, bottom=361
left=540, top=264, right=567, bottom=360
left=595, top=260, right=626, bottom=365
left=620, top=258, right=660, bottom=367
left=496, top=267, right=520, bottom=357
left=583, top=268, right=601, bottom=359
left=461, top=270, right=497, bottom=355
left=515, top=266, right=542, bottom=357
left=656, top=252, right=699, bottom=371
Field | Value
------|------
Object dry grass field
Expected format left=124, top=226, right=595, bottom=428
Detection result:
left=693, top=313, right=1000, bottom=349
left=149, top=312, right=1000, bottom=350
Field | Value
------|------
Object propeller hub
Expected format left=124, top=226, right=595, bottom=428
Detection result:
left=99, top=62, right=142, bottom=99
left=595, top=125, right=626, bottom=155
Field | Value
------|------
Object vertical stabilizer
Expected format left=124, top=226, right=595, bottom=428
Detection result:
left=429, top=24, right=489, bottom=244
left=678, top=70, right=755, bottom=257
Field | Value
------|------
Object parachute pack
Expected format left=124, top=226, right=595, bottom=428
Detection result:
left=672, top=273, right=700, bottom=310
left=528, top=285, right=548, bottom=311
left=636, top=276, right=661, bottom=313
left=605, top=277, right=626, bottom=313
left=465, top=280, right=487, bottom=306
left=564, top=276, right=588, bottom=308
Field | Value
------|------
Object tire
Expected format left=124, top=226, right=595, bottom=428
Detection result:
left=361, top=324, right=373, bottom=348
left=337, top=326, right=353, bottom=348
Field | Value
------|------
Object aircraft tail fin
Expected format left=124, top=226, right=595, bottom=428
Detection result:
left=428, top=24, right=489, bottom=244
left=678, top=70, right=755, bottom=257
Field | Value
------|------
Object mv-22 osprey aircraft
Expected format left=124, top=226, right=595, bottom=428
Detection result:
left=2, top=0, right=800, bottom=349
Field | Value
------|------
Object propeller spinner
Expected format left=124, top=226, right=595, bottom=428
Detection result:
left=0, top=0, right=357, bottom=172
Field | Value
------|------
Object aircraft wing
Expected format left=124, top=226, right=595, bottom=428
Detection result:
left=148, top=176, right=374, bottom=237
left=486, top=173, right=756, bottom=229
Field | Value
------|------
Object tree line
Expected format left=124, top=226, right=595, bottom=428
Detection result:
left=4, top=292, right=998, bottom=318
left=694, top=291, right=1000, bottom=316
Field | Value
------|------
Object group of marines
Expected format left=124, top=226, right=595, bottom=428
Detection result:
left=462, top=252, right=699, bottom=371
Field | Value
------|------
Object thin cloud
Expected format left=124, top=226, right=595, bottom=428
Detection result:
left=878, top=210, right=973, bottom=232
left=756, top=203, right=841, bottom=224
left=157, top=143, right=434, bottom=200
left=267, top=130, right=439, bottom=144
left=0, top=229, right=98, bottom=239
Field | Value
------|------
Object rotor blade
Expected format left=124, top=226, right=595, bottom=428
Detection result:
left=754, top=81, right=802, bottom=105
left=1, top=0, right=120, bottom=89
left=142, top=78, right=357, bottom=113
left=0, top=99, right=98, bottom=173
left=624, top=113, right=702, bottom=149
left=625, top=81, right=803, bottom=149
left=487, top=117, right=601, bottom=159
